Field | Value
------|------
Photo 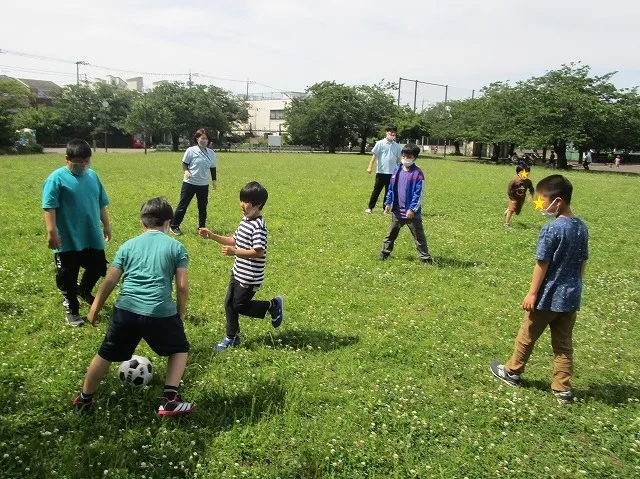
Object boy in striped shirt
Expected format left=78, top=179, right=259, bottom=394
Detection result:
left=198, top=182, right=284, bottom=351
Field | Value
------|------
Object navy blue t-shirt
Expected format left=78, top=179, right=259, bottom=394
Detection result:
left=535, top=217, right=589, bottom=312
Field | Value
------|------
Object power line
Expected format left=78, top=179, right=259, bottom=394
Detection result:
left=0, top=64, right=77, bottom=78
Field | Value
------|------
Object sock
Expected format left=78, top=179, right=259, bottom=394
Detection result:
left=80, top=392, right=94, bottom=403
left=268, top=299, right=276, bottom=312
left=163, top=385, right=178, bottom=401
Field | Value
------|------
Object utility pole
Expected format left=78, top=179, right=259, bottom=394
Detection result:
left=471, top=89, right=475, bottom=99
left=75, top=61, right=87, bottom=85
left=143, top=91, right=147, bottom=155
left=397, top=77, right=402, bottom=107
left=188, top=70, right=193, bottom=88
left=246, top=78, right=250, bottom=100
left=443, top=85, right=449, bottom=158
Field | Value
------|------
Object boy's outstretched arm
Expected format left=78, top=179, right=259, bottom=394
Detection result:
left=175, top=267, right=188, bottom=321
left=100, top=206, right=112, bottom=242
left=522, top=260, right=550, bottom=311
left=198, top=228, right=235, bottom=246
left=581, top=260, right=587, bottom=278
left=222, top=246, right=264, bottom=258
left=87, top=267, right=123, bottom=326
left=43, top=209, right=61, bottom=249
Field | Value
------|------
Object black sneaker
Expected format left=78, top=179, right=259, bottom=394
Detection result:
left=157, top=394, right=195, bottom=416
left=270, top=296, right=284, bottom=328
left=377, top=253, right=389, bottom=260
left=422, top=256, right=434, bottom=265
left=489, top=361, right=521, bottom=387
left=170, top=226, right=183, bottom=236
left=552, top=389, right=574, bottom=405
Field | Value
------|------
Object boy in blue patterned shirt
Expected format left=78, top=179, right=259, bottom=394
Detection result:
left=491, top=175, right=589, bottom=404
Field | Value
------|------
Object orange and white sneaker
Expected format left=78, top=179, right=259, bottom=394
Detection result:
left=157, top=395, right=195, bottom=416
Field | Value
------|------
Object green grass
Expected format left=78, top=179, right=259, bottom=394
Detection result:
left=0, top=152, right=638, bottom=479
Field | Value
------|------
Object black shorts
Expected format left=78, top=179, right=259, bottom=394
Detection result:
left=98, top=307, right=190, bottom=362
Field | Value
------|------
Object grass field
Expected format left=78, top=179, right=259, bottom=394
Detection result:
left=0, top=152, right=639, bottom=479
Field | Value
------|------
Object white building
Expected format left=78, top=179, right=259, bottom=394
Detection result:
left=243, top=91, right=305, bottom=137
left=92, top=75, right=143, bottom=92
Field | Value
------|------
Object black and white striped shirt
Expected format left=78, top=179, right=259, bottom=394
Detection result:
left=232, top=216, right=267, bottom=285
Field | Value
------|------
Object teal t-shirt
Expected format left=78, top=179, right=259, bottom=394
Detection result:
left=112, top=230, right=189, bottom=317
left=41, top=167, right=109, bottom=253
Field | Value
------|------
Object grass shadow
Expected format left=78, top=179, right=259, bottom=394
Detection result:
left=524, top=379, right=640, bottom=406
left=189, top=379, right=287, bottom=429
left=432, top=256, right=483, bottom=269
left=244, top=328, right=360, bottom=352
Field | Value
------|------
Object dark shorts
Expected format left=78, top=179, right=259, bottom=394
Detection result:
left=508, top=198, right=525, bottom=215
left=98, top=307, right=190, bottom=362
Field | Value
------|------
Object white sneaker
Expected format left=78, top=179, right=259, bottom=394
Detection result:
left=364, top=208, right=372, bottom=215
left=66, top=313, right=84, bottom=327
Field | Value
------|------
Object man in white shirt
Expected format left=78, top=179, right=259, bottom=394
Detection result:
left=365, top=125, right=402, bottom=215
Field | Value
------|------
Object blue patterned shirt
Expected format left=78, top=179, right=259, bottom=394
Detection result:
left=535, top=217, right=589, bottom=312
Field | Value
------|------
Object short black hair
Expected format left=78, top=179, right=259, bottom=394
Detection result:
left=516, top=165, right=525, bottom=174
left=140, top=197, right=174, bottom=227
left=240, top=181, right=268, bottom=209
left=536, top=175, right=573, bottom=205
left=66, top=139, right=92, bottom=160
left=402, top=143, right=420, bottom=159
left=385, top=124, right=397, bottom=132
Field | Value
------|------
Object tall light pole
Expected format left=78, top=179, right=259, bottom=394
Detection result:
left=102, top=100, right=109, bottom=153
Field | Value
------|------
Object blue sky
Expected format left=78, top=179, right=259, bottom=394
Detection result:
left=1, top=0, right=638, bottom=105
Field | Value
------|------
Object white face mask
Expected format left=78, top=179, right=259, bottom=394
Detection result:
left=541, top=198, right=560, bottom=217
left=401, top=159, right=414, bottom=167
left=386, top=133, right=396, bottom=142
left=198, top=138, right=208, bottom=148
left=70, top=163, right=89, bottom=176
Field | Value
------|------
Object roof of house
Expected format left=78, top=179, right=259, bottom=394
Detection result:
left=16, top=78, right=60, bottom=91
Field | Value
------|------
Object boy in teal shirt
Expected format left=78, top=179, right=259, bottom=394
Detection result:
left=42, top=139, right=111, bottom=326
left=73, top=197, right=195, bottom=416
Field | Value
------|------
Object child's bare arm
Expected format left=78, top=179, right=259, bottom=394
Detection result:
left=198, top=228, right=236, bottom=246
left=100, top=206, right=112, bottom=242
left=175, top=267, right=188, bottom=321
left=222, top=246, right=265, bottom=258
left=522, top=260, right=550, bottom=311
left=43, top=209, right=61, bottom=249
left=87, top=267, right=123, bottom=326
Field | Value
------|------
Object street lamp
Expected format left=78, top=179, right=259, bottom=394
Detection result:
left=102, top=100, right=109, bottom=153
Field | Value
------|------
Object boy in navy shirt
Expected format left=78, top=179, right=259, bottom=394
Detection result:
left=491, top=175, right=589, bottom=404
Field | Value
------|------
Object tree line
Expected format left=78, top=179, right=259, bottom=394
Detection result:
left=2, top=63, right=639, bottom=166
left=0, top=81, right=248, bottom=151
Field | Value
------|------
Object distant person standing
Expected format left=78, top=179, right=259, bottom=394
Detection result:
left=169, top=129, right=217, bottom=236
left=549, top=150, right=556, bottom=168
left=615, top=154, right=622, bottom=169
left=365, top=125, right=402, bottom=215
left=583, top=150, right=592, bottom=171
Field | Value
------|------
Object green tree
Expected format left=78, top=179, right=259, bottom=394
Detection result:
left=516, top=63, right=621, bottom=168
left=285, top=81, right=359, bottom=153
left=124, top=83, right=247, bottom=151
left=11, top=105, right=61, bottom=145
left=0, top=79, right=33, bottom=145
left=391, top=107, right=430, bottom=141
left=354, top=82, right=398, bottom=154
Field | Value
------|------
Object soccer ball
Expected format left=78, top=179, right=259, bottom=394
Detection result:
left=118, top=355, right=153, bottom=388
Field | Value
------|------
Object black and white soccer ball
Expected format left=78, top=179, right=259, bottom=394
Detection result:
left=118, top=355, right=153, bottom=388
